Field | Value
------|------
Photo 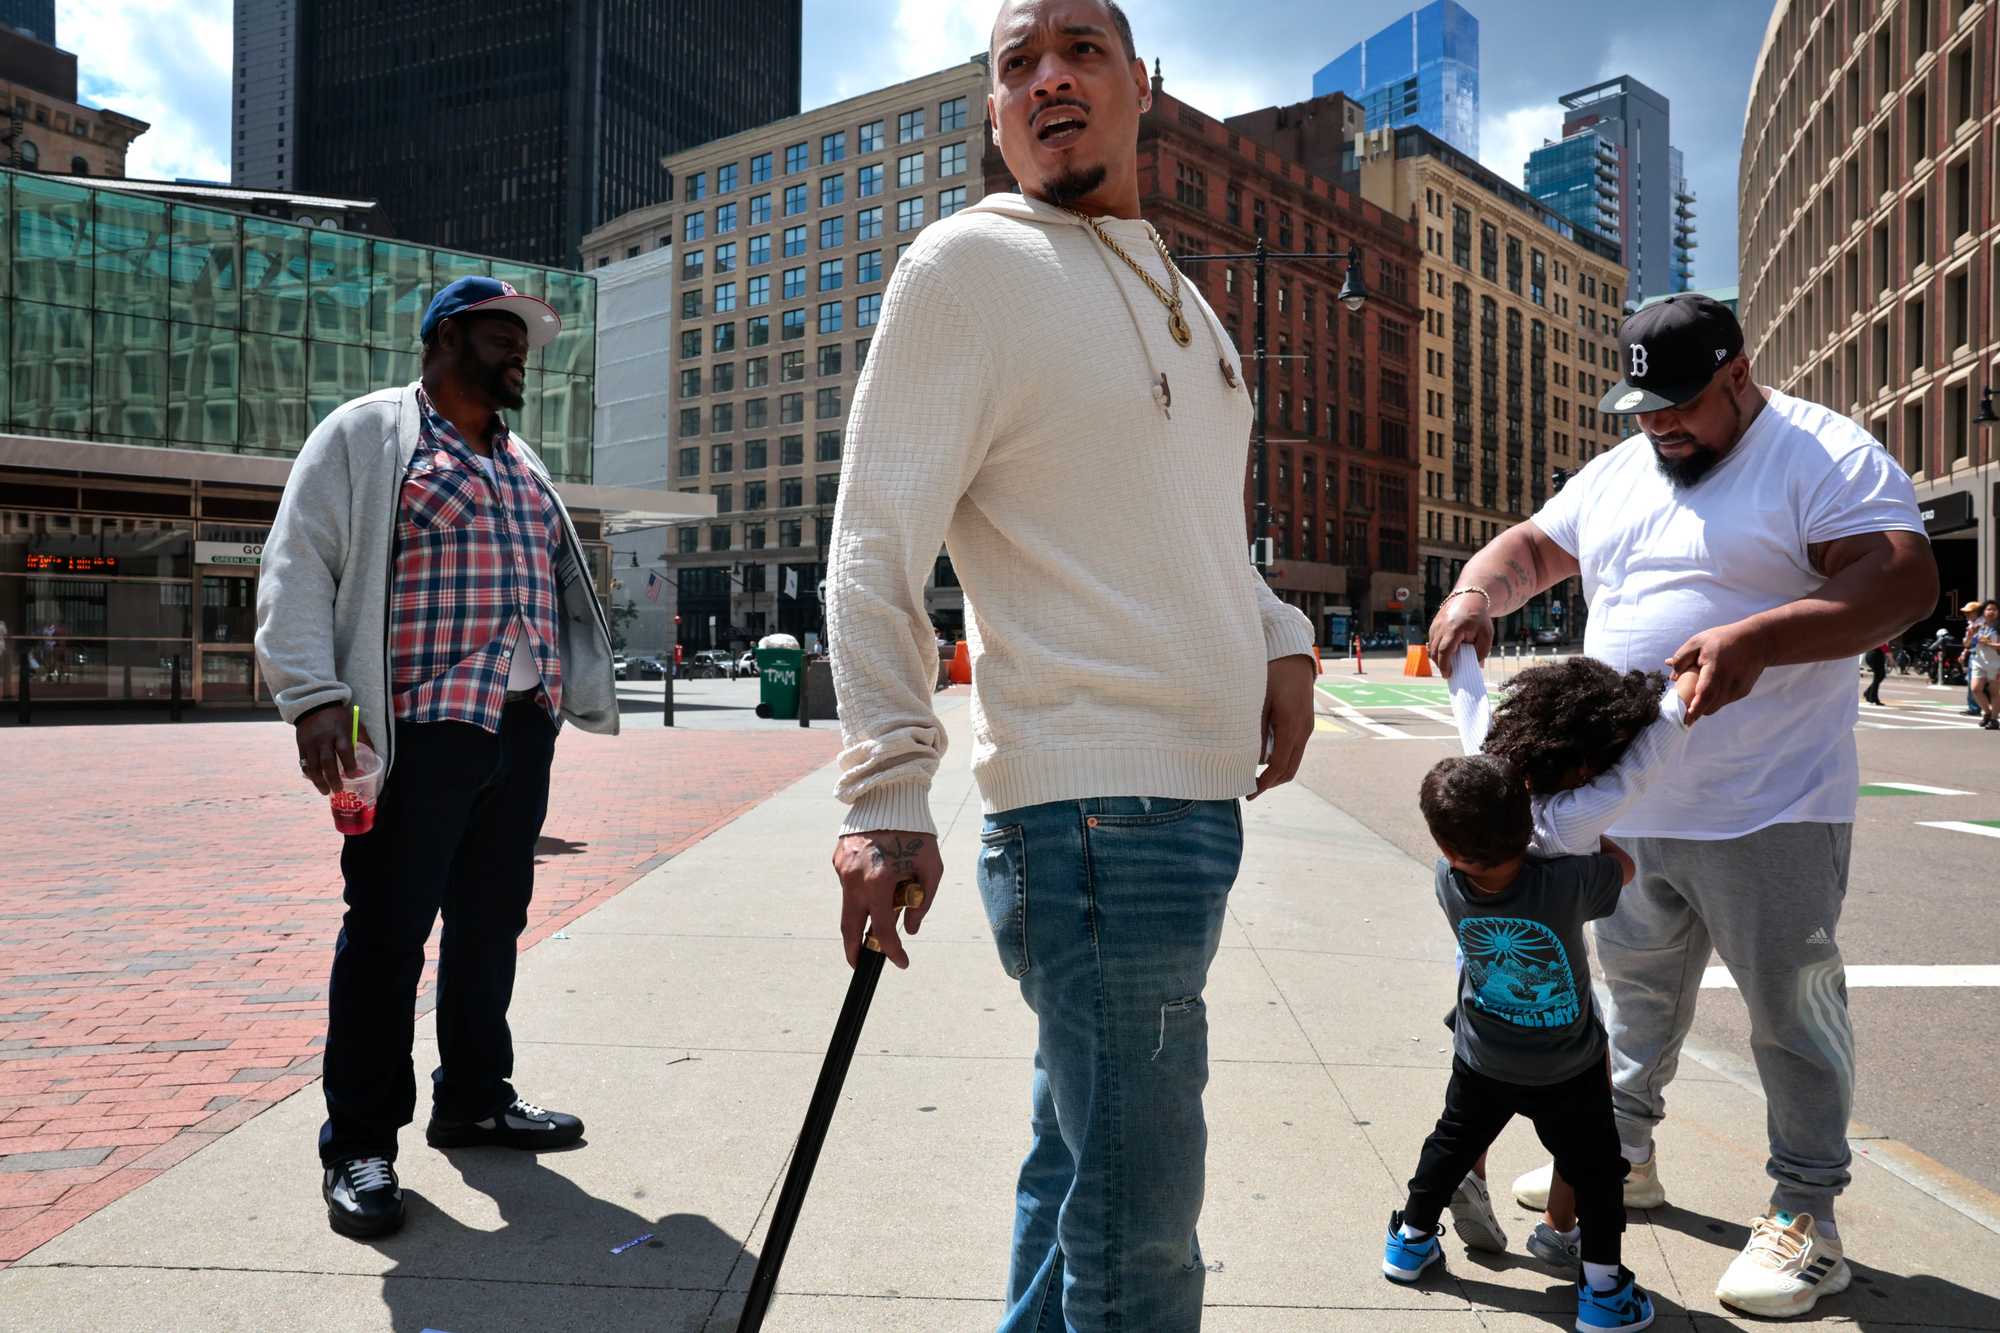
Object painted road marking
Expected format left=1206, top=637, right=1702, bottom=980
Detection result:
left=1859, top=782, right=1974, bottom=796
left=1313, top=717, right=1346, bottom=735
left=1703, top=965, right=2000, bottom=988
left=1920, top=820, right=2000, bottom=840
left=1326, top=698, right=1432, bottom=739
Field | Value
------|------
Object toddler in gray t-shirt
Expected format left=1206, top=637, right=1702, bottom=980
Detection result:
left=1378, top=753, right=1656, bottom=1333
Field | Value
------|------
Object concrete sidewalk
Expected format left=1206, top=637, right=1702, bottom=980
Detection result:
left=4, top=698, right=1997, bottom=1331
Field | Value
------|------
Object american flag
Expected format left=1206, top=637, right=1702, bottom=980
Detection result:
left=645, top=570, right=661, bottom=604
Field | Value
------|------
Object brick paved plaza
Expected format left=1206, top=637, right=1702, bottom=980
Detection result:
left=0, top=707, right=838, bottom=1264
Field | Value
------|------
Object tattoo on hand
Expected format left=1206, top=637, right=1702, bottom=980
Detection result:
left=868, top=835, right=924, bottom=880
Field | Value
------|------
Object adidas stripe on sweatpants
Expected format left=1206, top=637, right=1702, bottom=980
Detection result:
left=1595, top=821, right=1855, bottom=1221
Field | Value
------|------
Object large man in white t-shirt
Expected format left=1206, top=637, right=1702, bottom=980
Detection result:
left=1429, top=295, right=1935, bottom=1319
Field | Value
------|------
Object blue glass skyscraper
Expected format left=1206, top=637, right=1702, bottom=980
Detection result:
left=1312, top=0, right=1479, bottom=158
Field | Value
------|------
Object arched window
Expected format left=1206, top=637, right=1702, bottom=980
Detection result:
left=18, top=138, right=38, bottom=168
left=70, top=156, right=89, bottom=176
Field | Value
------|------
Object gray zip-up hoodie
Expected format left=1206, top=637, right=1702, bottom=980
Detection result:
left=254, top=382, right=619, bottom=774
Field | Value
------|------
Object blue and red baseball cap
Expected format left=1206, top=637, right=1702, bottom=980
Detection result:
left=420, top=276, right=562, bottom=350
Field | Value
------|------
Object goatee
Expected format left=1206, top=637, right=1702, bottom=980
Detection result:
left=487, top=364, right=526, bottom=411
left=1042, top=164, right=1107, bottom=208
left=1652, top=442, right=1721, bottom=488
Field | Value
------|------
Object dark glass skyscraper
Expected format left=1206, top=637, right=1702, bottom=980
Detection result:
left=0, top=0, right=53, bottom=44
left=292, top=0, right=801, bottom=268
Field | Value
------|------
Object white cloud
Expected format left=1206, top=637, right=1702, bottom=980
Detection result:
left=1478, top=103, right=1559, bottom=190
left=56, top=0, right=232, bottom=183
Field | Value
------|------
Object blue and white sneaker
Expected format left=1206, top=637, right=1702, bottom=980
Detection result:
left=1576, top=1267, right=1655, bottom=1332
left=1382, top=1210, right=1444, bottom=1284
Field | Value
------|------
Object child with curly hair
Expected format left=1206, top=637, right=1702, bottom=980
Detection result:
left=1436, top=647, right=1696, bottom=1273
left=1385, top=754, right=1656, bottom=1332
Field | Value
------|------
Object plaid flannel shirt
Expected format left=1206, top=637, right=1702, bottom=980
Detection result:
left=390, top=389, right=568, bottom=730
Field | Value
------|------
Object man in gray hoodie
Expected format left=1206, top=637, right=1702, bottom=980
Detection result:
left=255, top=277, right=618, bottom=1239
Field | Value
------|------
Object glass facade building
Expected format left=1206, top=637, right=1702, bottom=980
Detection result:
left=0, top=165, right=602, bottom=708
left=0, top=168, right=597, bottom=478
left=1313, top=0, right=1479, bottom=159
left=1523, top=131, right=1622, bottom=249
left=1526, top=77, right=1689, bottom=302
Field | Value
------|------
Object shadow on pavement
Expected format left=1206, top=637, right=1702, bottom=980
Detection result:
left=367, top=1148, right=750, bottom=1333
left=533, top=835, right=590, bottom=861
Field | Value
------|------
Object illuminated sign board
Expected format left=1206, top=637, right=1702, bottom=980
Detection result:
left=25, top=554, right=120, bottom=574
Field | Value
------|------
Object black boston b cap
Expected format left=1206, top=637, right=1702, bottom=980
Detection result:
left=1599, top=294, right=1744, bottom=415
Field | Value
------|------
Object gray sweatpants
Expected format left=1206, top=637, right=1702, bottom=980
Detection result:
left=1596, top=821, right=1855, bottom=1220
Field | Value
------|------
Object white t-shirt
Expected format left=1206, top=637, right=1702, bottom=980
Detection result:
left=471, top=450, right=546, bottom=694
left=1531, top=389, right=1923, bottom=839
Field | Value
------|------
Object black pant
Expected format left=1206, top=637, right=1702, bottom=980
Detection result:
left=1406, top=1056, right=1628, bottom=1265
left=1863, top=651, right=1887, bottom=703
left=318, top=700, right=556, bottom=1165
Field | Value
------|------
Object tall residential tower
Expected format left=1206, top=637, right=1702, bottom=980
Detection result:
left=1525, top=76, right=1694, bottom=302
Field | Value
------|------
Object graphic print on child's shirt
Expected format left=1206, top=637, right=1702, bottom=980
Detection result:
left=1458, top=916, right=1581, bottom=1030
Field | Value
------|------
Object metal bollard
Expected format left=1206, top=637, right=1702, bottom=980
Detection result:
left=799, top=660, right=811, bottom=728
left=16, top=651, right=29, bottom=726
left=664, top=661, right=675, bottom=728
left=170, top=654, right=183, bottom=722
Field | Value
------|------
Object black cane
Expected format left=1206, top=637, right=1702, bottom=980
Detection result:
left=737, top=883, right=922, bottom=1332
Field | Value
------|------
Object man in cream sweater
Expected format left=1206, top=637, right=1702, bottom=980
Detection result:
left=826, top=3, right=1317, bottom=1329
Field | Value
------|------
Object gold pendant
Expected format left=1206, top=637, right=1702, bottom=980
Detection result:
left=1168, top=306, right=1192, bottom=347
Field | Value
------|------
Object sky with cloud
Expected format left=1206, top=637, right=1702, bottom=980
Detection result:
left=56, top=0, right=1772, bottom=286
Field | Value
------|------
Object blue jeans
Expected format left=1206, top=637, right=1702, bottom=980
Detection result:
left=976, top=797, right=1243, bottom=1333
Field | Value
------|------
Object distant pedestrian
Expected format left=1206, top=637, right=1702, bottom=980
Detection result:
left=1429, top=294, right=1934, bottom=1317
left=256, top=277, right=620, bottom=1240
left=1967, top=601, right=2000, bottom=728
left=1861, top=644, right=1887, bottom=706
left=826, top=2, right=1318, bottom=1326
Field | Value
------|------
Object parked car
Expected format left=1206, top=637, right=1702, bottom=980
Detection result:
left=630, top=656, right=669, bottom=679
left=1531, top=627, right=1567, bottom=646
left=613, top=653, right=629, bottom=680
left=736, top=650, right=758, bottom=676
left=688, top=649, right=734, bottom=678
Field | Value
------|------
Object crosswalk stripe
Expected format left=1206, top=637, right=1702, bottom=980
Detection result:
left=1919, top=820, right=2000, bottom=840
left=1861, top=782, right=1973, bottom=795
left=1702, top=965, right=2000, bottom=988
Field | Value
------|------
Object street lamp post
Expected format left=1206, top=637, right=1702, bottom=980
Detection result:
left=1173, top=238, right=1368, bottom=571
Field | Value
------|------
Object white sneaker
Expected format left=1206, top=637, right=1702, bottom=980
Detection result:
left=1524, top=1220, right=1581, bottom=1272
left=1448, top=1172, right=1509, bottom=1252
left=1512, top=1153, right=1666, bottom=1212
left=1715, top=1213, right=1850, bottom=1318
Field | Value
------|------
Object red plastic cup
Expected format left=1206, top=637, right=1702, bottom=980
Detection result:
left=329, top=743, right=384, bottom=835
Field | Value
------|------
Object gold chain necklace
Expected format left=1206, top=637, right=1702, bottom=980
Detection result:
left=1068, top=209, right=1193, bottom=347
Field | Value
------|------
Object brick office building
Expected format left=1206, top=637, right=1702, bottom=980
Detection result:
left=982, top=81, right=1423, bottom=642
left=1741, top=0, right=1999, bottom=623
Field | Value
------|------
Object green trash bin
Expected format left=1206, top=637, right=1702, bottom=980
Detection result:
left=756, top=647, right=803, bottom=720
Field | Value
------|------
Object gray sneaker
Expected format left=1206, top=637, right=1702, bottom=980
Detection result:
left=1526, top=1220, right=1582, bottom=1272
left=1448, top=1172, right=1509, bottom=1253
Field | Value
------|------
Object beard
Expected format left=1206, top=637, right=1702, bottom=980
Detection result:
left=463, top=348, right=526, bottom=411
left=1041, top=163, right=1107, bottom=208
left=1651, top=440, right=1723, bottom=488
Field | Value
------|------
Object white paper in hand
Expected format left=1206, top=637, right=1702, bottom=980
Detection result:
left=1447, top=644, right=1491, bottom=755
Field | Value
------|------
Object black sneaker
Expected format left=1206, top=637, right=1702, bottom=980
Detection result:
left=426, top=1097, right=584, bottom=1150
left=323, top=1156, right=404, bottom=1238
